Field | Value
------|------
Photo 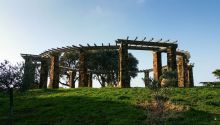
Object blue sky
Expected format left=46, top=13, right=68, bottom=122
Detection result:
left=0, top=0, right=220, bottom=86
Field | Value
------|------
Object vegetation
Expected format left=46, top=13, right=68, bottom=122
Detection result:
left=213, top=69, right=220, bottom=80
left=59, top=50, right=138, bottom=87
left=0, top=87, right=220, bottom=125
left=160, top=70, right=178, bottom=87
left=0, top=60, right=23, bottom=91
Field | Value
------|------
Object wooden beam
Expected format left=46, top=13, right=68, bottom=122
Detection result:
left=117, top=39, right=177, bottom=47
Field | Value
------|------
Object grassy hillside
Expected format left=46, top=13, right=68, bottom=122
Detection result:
left=0, top=87, right=220, bottom=125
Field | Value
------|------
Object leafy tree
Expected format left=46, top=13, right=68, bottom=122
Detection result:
left=0, top=60, right=24, bottom=91
left=87, top=50, right=138, bottom=87
left=59, top=50, right=139, bottom=87
left=59, top=51, right=79, bottom=86
left=212, top=69, right=220, bottom=80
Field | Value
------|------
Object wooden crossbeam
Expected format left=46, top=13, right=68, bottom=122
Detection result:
left=117, top=39, right=177, bottom=47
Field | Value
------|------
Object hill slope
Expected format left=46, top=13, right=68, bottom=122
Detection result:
left=0, top=87, right=220, bottom=125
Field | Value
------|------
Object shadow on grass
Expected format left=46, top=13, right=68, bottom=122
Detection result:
left=0, top=88, right=219, bottom=125
left=0, top=93, right=146, bottom=125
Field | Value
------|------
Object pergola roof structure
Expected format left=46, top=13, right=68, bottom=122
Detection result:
left=21, top=37, right=194, bottom=89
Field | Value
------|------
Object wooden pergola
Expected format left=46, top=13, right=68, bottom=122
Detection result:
left=21, top=37, right=194, bottom=88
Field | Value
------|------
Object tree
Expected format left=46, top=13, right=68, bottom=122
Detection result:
left=59, top=51, right=79, bottom=86
left=59, top=50, right=139, bottom=87
left=212, top=69, right=220, bottom=80
left=0, top=60, right=24, bottom=91
left=87, top=50, right=138, bottom=87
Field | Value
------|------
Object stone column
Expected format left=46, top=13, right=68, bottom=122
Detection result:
left=144, top=70, right=150, bottom=87
left=88, top=72, right=93, bottom=88
left=153, top=51, right=162, bottom=82
left=48, top=53, right=59, bottom=88
left=177, top=55, right=187, bottom=87
left=167, top=46, right=177, bottom=71
left=22, top=57, right=35, bottom=91
left=187, top=64, right=194, bottom=87
left=68, top=70, right=76, bottom=88
left=78, top=50, right=88, bottom=87
left=118, top=42, right=129, bottom=88
left=39, top=58, right=49, bottom=89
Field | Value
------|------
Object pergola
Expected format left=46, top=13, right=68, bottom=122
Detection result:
left=21, top=37, right=194, bottom=89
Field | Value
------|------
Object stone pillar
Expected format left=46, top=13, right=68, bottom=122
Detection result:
left=187, top=64, right=194, bottom=87
left=68, top=70, right=76, bottom=88
left=144, top=70, right=150, bottom=87
left=167, top=46, right=177, bottom=71
left=22, top=57, right=35, bottom=91
left=78, top=50, right=88, bottom=87
left=39, top=58, right=49, bottom=89
left=88, top=72, right=93, bottom=88
left=48, top=53, right=59, bottom=88
left=118, top=42, right=129, bottom=88
left=177, top=55, right=188, bottom=87
left=153, top=51, right=162, bottom=82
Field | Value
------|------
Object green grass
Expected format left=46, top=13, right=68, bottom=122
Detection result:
left=0, top=87, right=220, bottom=125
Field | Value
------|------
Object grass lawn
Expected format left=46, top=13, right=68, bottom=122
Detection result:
left=0, top=87, right=220, bottom=125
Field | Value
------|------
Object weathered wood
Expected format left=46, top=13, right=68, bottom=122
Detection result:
left=118, top=42, right=129, bottom=88
left=187, top=64, right=194, bottom=87
left=22, top=56, right=35, bottom=91
left=117, top=39, right=178, bottom=47
left=144, top=70, right=150, bottom=87
left=167, top=46, right=177, bottom=71
left=39, top=58, right=49, bottom=88
left=78, top=50, right=88, bottom=87
left=177, top=55, right=188, bottom=87
left=68, top=70, right=76, bottom=88
left=49, top=52, right=59, bottom=88
left=153, top=51, right=162, bottom=83
left=88, top=72, right=93, bottom=87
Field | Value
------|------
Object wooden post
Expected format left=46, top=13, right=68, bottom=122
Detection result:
left=167, top=46, right=177, bottom=71
left=22, top=57, right=35, bottom=91
left=177, top=55, right=188, bottom=87
left=88, top=72, right=93, bottom=88
left=153, top=51, right=162, bottom=82
left=49, top=52, right=60, bottom=88
left=187, top=64, right=194, bottom=87
left=144, top=70, right=150, bottom=87
left=118, top=42, right=129, bottom=88
left=39, top=58, right=49, bottom=88
left=167, top=46, right=178, bottom=87
left=68, top=71, right=76, bottom=88
left=79, top=50, right=88, bottom=87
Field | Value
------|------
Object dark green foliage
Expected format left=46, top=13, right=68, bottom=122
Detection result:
left=87, top=50, right=138, bottom=87
left=160, top=70, right=178, bottom=87
left=213, top=69, right=220, bottom=80
left=0, top=87, right=220, bottom=125
left=60, top=50, right=138, bottom=87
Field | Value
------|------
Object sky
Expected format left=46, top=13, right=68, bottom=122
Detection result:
left=0, top=0, right=220, bottom=87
